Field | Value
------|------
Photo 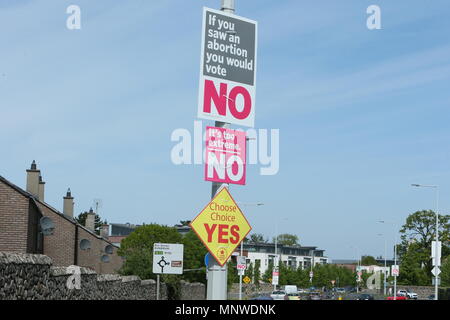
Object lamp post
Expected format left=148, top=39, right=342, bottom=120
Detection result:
left=378, top=220, right=398, bottom=299
left=273, top=217, right=288, bottom=291
left=377, top=233, right=387, bottom=296
left=411, top=184, right=439, bottom=300
left=350, top=246, right=360, bottom=293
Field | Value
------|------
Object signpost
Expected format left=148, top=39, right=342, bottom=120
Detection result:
left=152, top=243, right=184, bottom=300
left=195, top=0, right=257, bottom=301
left=198, top=7, right=258, bottom=127
left=205, top=126, right=246, bottom=185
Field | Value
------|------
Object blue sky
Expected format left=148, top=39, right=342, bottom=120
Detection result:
left=1, top=0, right=450, bottom=260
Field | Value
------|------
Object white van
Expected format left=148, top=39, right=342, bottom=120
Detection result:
left=283, top=285, right=298, bottom=295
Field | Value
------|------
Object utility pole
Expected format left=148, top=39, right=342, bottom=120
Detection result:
left=206, top=0, right=234, bottom=301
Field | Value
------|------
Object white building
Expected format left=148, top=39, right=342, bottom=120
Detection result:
left=236, top=243, right=329, bottom=274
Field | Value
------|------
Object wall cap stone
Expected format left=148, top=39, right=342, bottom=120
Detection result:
left=0, top=252, right=52, bottom=265
left=97, top=274, right=122, bottom=282
left=141, top=279, right=156, bottom=286
left=51, top=266, right=96, bottom=276
left=121, top=275, right=141, bottom=283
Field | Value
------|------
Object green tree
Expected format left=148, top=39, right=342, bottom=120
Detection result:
left=397, top=242, right=429, bottom=285
left=398, top=210, right=450, bottom=284
left=360, top=255, right=379, bottom=266
left=75, top=211, right=107, bottom=235
left=181, top=231, right=207, bottom=284
left=245, top=262, right=254, bottom=282
left=227, top=260, right=239, bottom=290
left=441, top=256, right=450, bottom=287
left=117, top=224, right=183, bottom=280
left=273, top=234, right=300, bottom=246
left=262, top=260, right=274, bottom=283
left=254, top=260, right=261, bottom=286
left=248, top=233, right=267, bottom=244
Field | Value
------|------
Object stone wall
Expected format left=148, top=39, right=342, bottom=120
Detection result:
left=0, top=252, right=204, bottom=300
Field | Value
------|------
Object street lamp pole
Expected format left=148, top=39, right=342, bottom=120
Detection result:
left=377, top=233, right=387, bottom=296
left=378, top=220, right=397, bottom=299
left=411, top=184, right=439, bottom=300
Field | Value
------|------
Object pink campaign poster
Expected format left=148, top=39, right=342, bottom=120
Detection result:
left=205, top=126, right=246, bottom=185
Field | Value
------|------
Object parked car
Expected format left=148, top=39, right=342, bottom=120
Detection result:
left=357, top=294, right=374, bottom=300
left=397, top=290, right=408, bottom=297
left=309, top=292, right=321, bottom=300
left=284, top=285, right=298, bottom=295
left=287, top=293, right=301, bottom=301
left=270, top=290, right=288, bottom=300
left=251, top=295, right=273, bottom=300
left=406, top=289, right=418, bottom=300
left=428, top=294, right=435, bottom=300
left=297, top=288, right=306, bottom=294
left=387, top=295, right=407, bottom=300
left=336, top=288, right=346, bottom=294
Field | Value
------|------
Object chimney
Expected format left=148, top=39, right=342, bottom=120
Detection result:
left=38, top=175, right=46, bottom=202
left=26, top=160, right=40, bottom=198
left=100, top=224, right=109, bottom=238
left=63, top=188, right=74, bottom=217
left=85, top=208, right=96, bottom=232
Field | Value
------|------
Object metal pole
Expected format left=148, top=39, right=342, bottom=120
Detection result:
left=384, top=238, right=387, bottom=296
left=206, top=1, right=235, bottom=300
left=435, top=188, right=439, bottom=300
left=394, top=235, right=397, bottom=300
left=239, top=241, right=243, bottom=300
left=274, top=224, right=278, bottom=291
left=156, top=274, right=160, bottom=300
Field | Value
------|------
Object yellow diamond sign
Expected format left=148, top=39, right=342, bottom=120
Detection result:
left=190, top=187, right=252, bottom=266
left=243, top=276, right=251, bottom=284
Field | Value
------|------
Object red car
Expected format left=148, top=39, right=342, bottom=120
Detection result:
left=386, top=296, right=407, bottom=300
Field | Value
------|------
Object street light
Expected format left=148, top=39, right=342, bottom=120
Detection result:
left=377, top=233, right=387, bottom=296
left=411, top=184, right=439, bottom=300
left=274, top=217, right=288, bottom=291
left=378, top=220, right=398, bottom=299
left=350, top=246, right=360, bottom=293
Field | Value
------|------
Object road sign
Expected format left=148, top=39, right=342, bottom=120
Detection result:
left=309, top=271, right=313, bottom=278
left=237, top=256, right=247, bottom=270
left=331, top=280, right=335, bottom=285
left=432, top=266, right=441, bottom=277
left=205, top=126, right=246, bottom=185
left=432, top=241, right=442, bottom=266
left=198, top=7, right=258, bottom=127
left=190, top=187, right=252, bottom=266
left=243, top=276, right=251, bottom=284
left=391, top=265, right=399, bottom=277
left=152, top=243, right=184, bottom=274
left=204, top=252, right=211, bottom=268
left=432, top=277, right=441, bottom=286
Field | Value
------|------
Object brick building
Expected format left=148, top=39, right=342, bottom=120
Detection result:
left=0, top=161, right=123, bottom=274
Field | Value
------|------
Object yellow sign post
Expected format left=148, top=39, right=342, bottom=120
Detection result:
left=190, top=187, right=252, bottom=266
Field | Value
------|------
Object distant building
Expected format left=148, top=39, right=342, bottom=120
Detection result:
left=107, top=223, right=141, bottom=247
left=331, top=258, right=395, bottom=276
left=0, top=161, right=123, bottom=274
left=233, top=242, right=329, bottom=275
